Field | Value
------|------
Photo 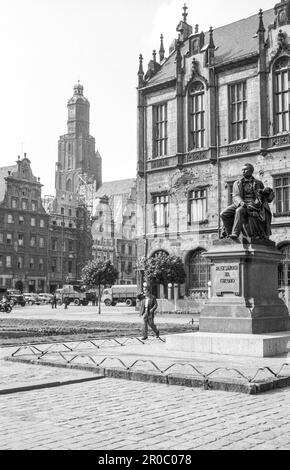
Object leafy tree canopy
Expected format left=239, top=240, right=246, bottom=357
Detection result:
left=81, top=259, right=118, bottom=287
left=143, top=253, right=186, bottom=285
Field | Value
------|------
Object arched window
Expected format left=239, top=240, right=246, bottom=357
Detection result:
left=274, top=56, right=290, bottom=134
left=278, top=243, right=290, bottom=287
left=188, top=82, right=205, bottom=150
left=188, top=249, right=210, bottom=295
left=66, top=179, right=72, bottom=192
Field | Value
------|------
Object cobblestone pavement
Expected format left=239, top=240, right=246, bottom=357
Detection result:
left=1, top=360, right=290, bottom=450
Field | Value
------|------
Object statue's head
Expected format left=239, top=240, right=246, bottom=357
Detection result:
left=242, top=163, right=254, bottom=178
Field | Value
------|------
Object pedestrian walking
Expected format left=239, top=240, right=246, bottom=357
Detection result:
left=51, top=293, right=57, bottom=309
left=64, top=296, right=69, bottom=309
left=139, top=287, right=159, bottom=340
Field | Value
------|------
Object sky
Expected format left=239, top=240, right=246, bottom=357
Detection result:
left=0, top=0, right=276, bottom=196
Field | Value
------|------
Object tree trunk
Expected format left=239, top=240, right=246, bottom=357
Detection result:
left=98, top=285, right=101, bottom=315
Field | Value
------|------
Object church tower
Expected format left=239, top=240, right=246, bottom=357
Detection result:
left=55, top=82, right=102, bottom=201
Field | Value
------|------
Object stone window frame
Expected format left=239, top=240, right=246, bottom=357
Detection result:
left=187, top=248, right=210, bottom=295
left=7, top=214, right=14, bottom=224
left=187, top=186, right=208, bottom=225
left=17, top=256, right=24, bottom=269
left=273, top=172, right=290, bottom=216
left=151, top=192, right=170, bottom=228
left=228, top=80, right=248, bottom=143
left=6, top=233, right=13, bottom=245
left=11, top=198, right=18, bottom=209
left=21, top=199, right=28, bottom=210
left=273, top=56, right=290, bottom=135
left=18, top=233, right=24, bottom=247
left=6, top=255, right=12, bottom=268
left=188, top=81, right=206, bottom=150
left=30, top=235, right=36, bottom=247
left=152, top=102, right=168, bottom=158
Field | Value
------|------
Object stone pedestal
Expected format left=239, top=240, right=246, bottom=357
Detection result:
left=166, top=332, right=290, bottom=358
left=166, top=239, right=290, bottom=357
left=199, top=239, right=290, bottom=334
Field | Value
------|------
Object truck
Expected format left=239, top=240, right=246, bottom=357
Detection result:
left=55, top=284, right=89, bottom=306
left=101, top=284, right=138, bottom=307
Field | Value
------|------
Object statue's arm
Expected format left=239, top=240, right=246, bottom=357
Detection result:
left=232, top=181, right=244, bottom=207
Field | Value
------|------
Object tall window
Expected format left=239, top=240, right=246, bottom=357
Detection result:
left=18, top=234, right=24, bottom=246
left=274, top=57, right=290, bottom=134
left=6, top=256, right=12, bottom=268
left=66, top=179, right=72, bottom=192
left=278, top=243, right=290, bottom=287
left=31, top=217, right=36, bottom=227
left=188, top=249, right=210, bottom=293
left=30, top=236, right=36, bottom=247
left=153, top=195, right=169, bottom=227
left=17, top=256, right=24, bottom=269
left=274, top=175, right=290, bottom=215
left=229, top=81, right=247, bottom=141
left=6, top=234, right=12, bottom=245
left=188, top=189, right=207, bottom=223
left=153, top=103, right=168, bottom=157
left=7, top=214, right=14, bottom=224
left=188, top=82, right=205, bottom=149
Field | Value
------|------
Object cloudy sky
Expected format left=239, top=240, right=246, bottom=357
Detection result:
left=0, top=0, right=275, bottom=195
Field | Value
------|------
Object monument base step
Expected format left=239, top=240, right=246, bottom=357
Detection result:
left=166, top=332, right=290, bottom=358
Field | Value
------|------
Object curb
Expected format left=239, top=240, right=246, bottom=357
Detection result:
left=6, top=356, right=290, bottom=395
left=0, top=368, right=105, bottom=395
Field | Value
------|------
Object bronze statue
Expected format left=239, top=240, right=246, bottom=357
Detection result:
left=221, top=163, right=274, bottom=241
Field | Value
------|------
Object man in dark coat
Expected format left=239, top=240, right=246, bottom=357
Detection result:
left=139, top=287, right=159, bottom=340
left=221, top=163, right=266, bottom=239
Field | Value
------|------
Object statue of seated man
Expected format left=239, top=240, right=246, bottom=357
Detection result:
left=220, top=163, right=274, bottom=240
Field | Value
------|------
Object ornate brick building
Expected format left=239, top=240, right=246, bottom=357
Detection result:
left=137, top=1, right=290, bottom=299
left=0, top=156, right=49, bottom=292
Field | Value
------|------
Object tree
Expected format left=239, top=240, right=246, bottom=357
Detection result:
left=81, top=259, right=118, bottom=314
left=143, top=253, right=186, bottom=290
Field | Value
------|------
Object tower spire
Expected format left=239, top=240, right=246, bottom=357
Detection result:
left=159, top=34, right=165, bottom=62
left=138, top=54, right=145, bottom=87
left=257, top=9, right=265, bottom=34
left=182, top=3, right=188, bottom=23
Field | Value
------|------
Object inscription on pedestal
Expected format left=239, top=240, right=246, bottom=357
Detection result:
left=213, top=263, right=240, bottom=295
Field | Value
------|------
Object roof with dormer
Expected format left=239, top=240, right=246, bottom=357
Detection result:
left=145, top=8, right=275, bottom=88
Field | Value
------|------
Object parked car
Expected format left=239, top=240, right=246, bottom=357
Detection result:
left=38, top=293, right=53, bottom=304
left=6, top=289, right=26, bottom=307
left=23, top=293, right=42, bottom=305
